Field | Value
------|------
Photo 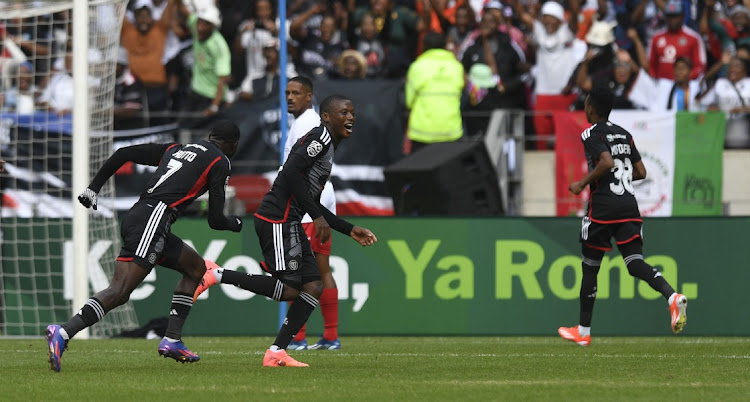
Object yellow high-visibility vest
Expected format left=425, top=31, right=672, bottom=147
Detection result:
left=405, top=49, right=465, bottom=143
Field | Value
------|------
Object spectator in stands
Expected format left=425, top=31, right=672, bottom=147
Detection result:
left=123, top=0, right=191, bottom=111
left=4, top=10, right=53, bottom=76
left=0, top=61, right=36, bottom=114
left=335, top=49, right=368, bottom=79
left=445, top=5, right=476, bottom=56
left=738, top=43, right=750, bottom=71
left=572, top=20, right=618, bottom=108
left=608, top=0, right=649, bottom=56
left=291, top=5, right=345, bottom=79
left=648, top=0, right=706, bottom=80
left=512, top=0, right=582, bottom=149
left=37, top=52, right=73, bottom=116
left=238, top=38, right=288, bottom=102
left=731, top=5, right=750, bottom=47
left=699, top=0, right=738, bottom=66
left=177, top=2, right=231, bottom=116
left=351, top=0, right=426, bottom=78
left=462, top=12, right=525, bottom=137
left=121, top=0, right=175, bottom=113
left=351, top=13, right=386, bottom=77
left=235, top=0, right=278, bottom=90
left=629, top=56, right=704, bottom=111
left=417, top=0, right=462, bottom=36
left=405, top=32, right=464, bottom=153
left=700, top=55, right=750, bottom=148
left=485, top=1, right=528, bottom=55
left=113, top=47, right=145, bottom=130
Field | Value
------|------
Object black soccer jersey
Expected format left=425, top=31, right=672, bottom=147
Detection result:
left=255, top=126, right=334, bottom=223
left=581, top=121, right=642, bottom=222
left=87, top=140, right=241, bottom=232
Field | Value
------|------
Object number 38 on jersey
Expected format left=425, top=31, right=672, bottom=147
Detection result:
left=610, top=157, right=634, bottom=195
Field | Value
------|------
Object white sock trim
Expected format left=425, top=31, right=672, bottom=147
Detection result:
left=578, top=325, right=591, bottom=337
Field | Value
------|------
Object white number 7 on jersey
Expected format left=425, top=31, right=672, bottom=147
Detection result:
left=147, top=158, right=183, bottom=194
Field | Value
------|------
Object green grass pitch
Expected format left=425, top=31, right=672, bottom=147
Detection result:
left=3, top=336, right=750, bottom=400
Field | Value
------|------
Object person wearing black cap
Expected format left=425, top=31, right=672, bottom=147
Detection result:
left=45, top=121, right=244, bottom=372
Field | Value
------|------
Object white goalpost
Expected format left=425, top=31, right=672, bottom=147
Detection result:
left=0, top=0, right=136, bottom=337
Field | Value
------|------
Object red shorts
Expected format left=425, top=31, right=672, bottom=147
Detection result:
left=303, top=222, right=331, bottom=256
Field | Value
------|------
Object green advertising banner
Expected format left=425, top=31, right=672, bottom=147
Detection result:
left=125, top=217, right=748, bottom=336
left=672, top=112, right=725, bottom=215
left=3, top=218, right=747, bottom=336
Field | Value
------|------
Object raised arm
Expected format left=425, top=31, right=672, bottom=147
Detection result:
left=88, top=143, right=173, bottom=192
left=511, top=0, right=535, bottom=28
left=78, top=143, right=174, bottom=209
left=566, top=0, right=580, bottom=34
left=290, top=2, right=325, bottom=40
left=627, top=28, right=649, bottom=71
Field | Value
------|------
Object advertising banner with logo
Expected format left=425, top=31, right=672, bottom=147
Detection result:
left=554, top=111, right=725, bottom=217
left=3, top=217, right=748, bottom=336
left=117, top=217, right=746, bottom=336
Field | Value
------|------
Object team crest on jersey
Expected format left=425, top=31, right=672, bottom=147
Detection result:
left=307, top=140, right=323, bottom=157
left=289, top=260, right=298, bottom=270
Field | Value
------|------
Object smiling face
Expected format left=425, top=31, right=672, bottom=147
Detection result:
left=728, top=58, right=747, bottom=82
left=320, top=16, right=336, bottom=43
left=322, top=99, right=355, bottom=142
left=541, top=14, right=561, bottom=34
left=134, top=7, right=154, bottom=34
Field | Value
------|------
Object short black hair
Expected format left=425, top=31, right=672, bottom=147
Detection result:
left=320, top=94, right=350, bottom=114
left=423, top=31, right=446, bottom=51
left=588, top=84, right=614, bottom=118
left=289, top=76, right=313, bottom=92
left=209, top=120, right=240, bottom=143
left=674, top=56, right=693, bottom=69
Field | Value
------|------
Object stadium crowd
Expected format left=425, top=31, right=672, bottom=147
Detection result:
left=1, top=0, right=750, bottom=148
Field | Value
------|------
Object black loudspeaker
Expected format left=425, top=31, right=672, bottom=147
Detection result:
left=384, top=140, right=503, bottom=215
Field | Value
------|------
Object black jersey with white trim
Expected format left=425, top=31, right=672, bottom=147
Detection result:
left=581, top=121, right=642, bottom=222
left=141, top=140, right=240, bottom=231
left=256, top=126, right=334, bottom=223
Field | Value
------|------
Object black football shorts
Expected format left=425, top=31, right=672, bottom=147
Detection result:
left=117, top=200, right=183, bottom=270
left=579, top=216, right=643, bottom=251
left=254, top=216, right=320, bottom=290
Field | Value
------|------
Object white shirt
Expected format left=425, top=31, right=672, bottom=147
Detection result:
left=533, top=21, right=583, bottom=95
left=699, top=77, right=750, bottom=148
left=628, top=69, right=703, bottom=112
left=283, top=107, right=336, bottom=223
left=39, top=73, right=74, bottom=113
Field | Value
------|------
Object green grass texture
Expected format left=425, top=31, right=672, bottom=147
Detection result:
left=3, top=336, right=750, bottom=401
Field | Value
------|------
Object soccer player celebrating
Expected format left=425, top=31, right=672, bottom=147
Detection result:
left=558, top=85, right=688, bottom=346
left=194, top=95, right=377, bottom=367
left=46, top=121, right=243, bottom=372
left=282, top=76, right=342, bottom=351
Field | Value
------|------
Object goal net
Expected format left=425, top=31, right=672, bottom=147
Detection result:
left=0, top=0, right=137, bottom=337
